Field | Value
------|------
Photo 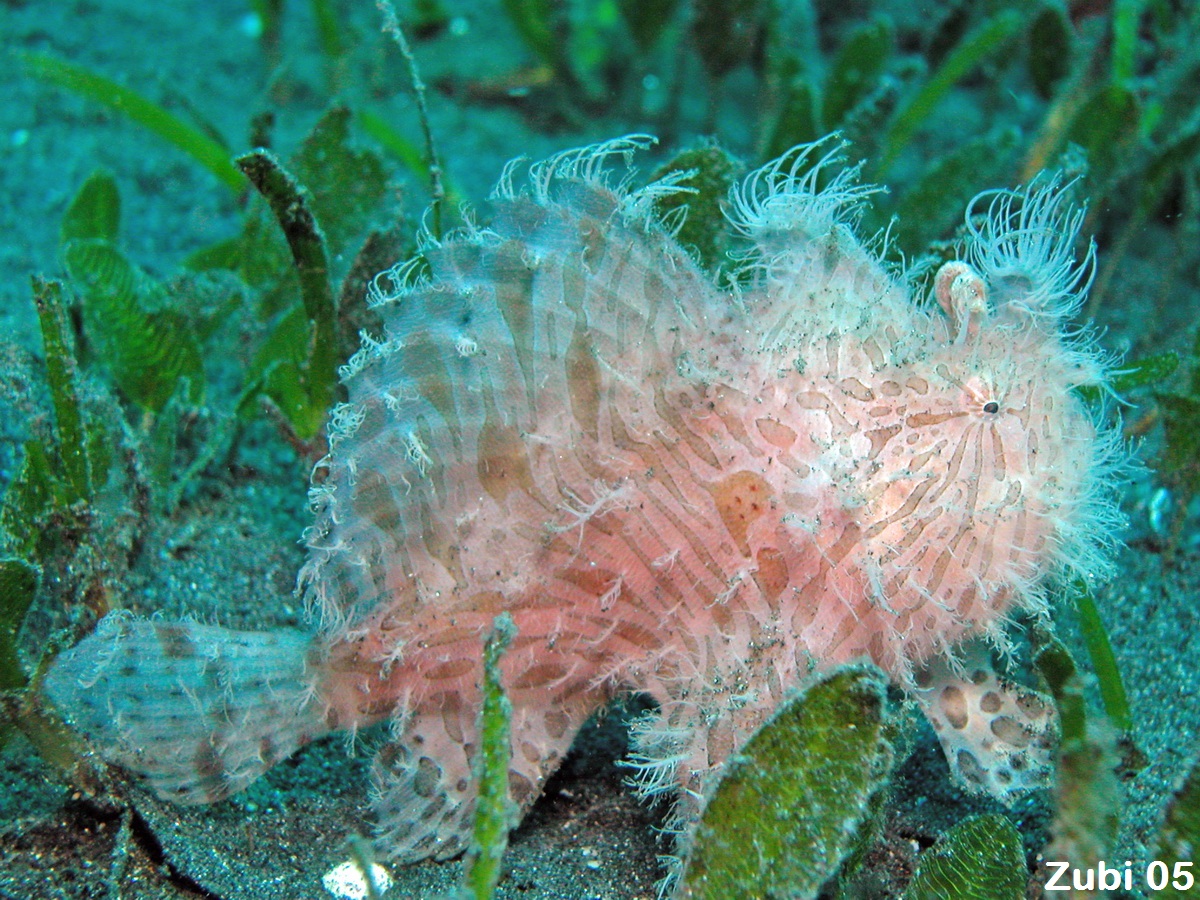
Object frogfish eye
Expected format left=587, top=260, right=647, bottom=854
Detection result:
left=983, top=401, right=1000, bottom=414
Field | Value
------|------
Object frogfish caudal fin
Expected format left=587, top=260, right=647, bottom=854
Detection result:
left=42, top=612, right=326, bottom=804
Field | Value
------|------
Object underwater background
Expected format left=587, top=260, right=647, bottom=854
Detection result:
left=2, top=0, right=1199, bottom=898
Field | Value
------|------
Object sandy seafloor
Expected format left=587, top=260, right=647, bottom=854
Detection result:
left=0, top=1, right=1198, bottom=898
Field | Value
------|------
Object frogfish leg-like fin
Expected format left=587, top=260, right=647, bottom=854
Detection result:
left=371, top=677, right=599, bottom=862
left=911, top=640, right=1058, bottom=803
left=42, top=612, right=328, bottom=804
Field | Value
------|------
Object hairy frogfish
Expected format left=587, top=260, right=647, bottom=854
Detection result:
left=44, top=136, right=1127, bottom=887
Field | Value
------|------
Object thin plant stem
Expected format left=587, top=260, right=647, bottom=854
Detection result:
left=376, top=0, right=445, bottom=240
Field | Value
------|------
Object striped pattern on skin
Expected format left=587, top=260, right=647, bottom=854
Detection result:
left=44, top=136, right=1127, bottom=889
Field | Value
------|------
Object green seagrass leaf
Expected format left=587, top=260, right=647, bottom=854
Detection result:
left=1138, top=127, right=1200, bottom=222
left=1075, top=350, right=1178, bottom=405
left=1111, top=0, right=1148, bottom=84
left=461, top=613, right=517, bottom=900
left=838, top=79, right=900, bottom=166
left=1070, top=579, right=1131, bottom=732
left=617, top=0, right=679, bottom=51
left=762, top=79, right=820, bottom=162
left=652, top=144, right=741, bottom=272
left=691, top=0, right=767, bottom=81
left=236, top=150, right=337, bottom=439
left=63, top=240, right=204, bottom=413
left=31, top=277, right=91, bottom=505
left=0, top=441, right=55, bottom=557
left=502, top=0, right=556, bottom=69
left=182, top=234, right=245, bottom=274
left=1035, top=634, right=1121, bottom=867
left=1066, top=84, right=1141, bottom=185
left=1027, top=5, right=1071, bottom=99
left=19, top=52, right=243, bottom=192
left=1114, top=351, right=1179, bottom=393
left=1034, top=636, right=1085, bottom=744
left=291, top=106, right=390, bottom=267
left=310, top=0, right=345, bottom=63
left=246, top=306, right=328, bottom=441
left=0, top=558, right=39, bottom=693
left=60, top=170, right=121, bottom=245
left=680, top=666, right=893, bottom=899
left=1158, top=392, right=1200, bottom=500
left=824, top=18, right=893, bottom=131
left=903, top=814, right=1026, bottom=900
left=880, top=10, right=1024, bottom=171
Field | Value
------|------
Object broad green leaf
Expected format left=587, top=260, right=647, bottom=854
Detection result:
left=1158, top=392, right=1200, bottom=500
left=63, top=240, right=204, bottom=413
left=691, top=0, right=766, bottom=80
left=311, top=0, right=345, bottom=62
left=1076, top=351, right=1178, bottom=404
left=60, top=170, right=120, bottom=245
left=839, top=79, right=901, bottom=166
left=236, top=151, right=338, bottom=439
left=680, top=667, right=893, bottom=899
left=894, top=128, right=1021, bottom=255
left=291, top=106, right=390, bottom=266
left=763, top=80, right=820, bottom=161
left=904, top=815, right=1025, bottom=900
left=617, top=0, right=679, bottom=51
left=1066, top=84, right=1140, bottom=183
left=502, top=0, right=556, bottom=68
left=1036, top=635, right=1121, bottom=868
left=1070, top=580, right=1131, bottom=732
left=0, top=441, right=55, bottom=556
left=183, top=234, right=244, bottom=273
left=651, top=145, right=741, bottom=271
left=1034, top=636, right=1085, bottom=744
left=246, top=307, right=327, bottom=440
left=1112, top=351, right=1179, bottom=393
left=1138, top=127, right=1200, bottom=221
left=31, top=277, right=90, bottom=504
left=1111, top=0, right=1148, bottom=84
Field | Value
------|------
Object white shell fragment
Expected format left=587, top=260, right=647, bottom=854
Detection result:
left=322, top=860, right=394, bottom=900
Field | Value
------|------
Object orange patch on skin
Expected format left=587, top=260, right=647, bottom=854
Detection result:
left=707, top=470, right=771, bottom=556
left=753, top=546, right=790, bottom=601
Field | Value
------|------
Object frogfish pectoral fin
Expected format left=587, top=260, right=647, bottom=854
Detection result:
left=912, top=640, right=1058, bottom=804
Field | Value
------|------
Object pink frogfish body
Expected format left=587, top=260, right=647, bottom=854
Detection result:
left=45, top=136, right=1126, bottom=885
